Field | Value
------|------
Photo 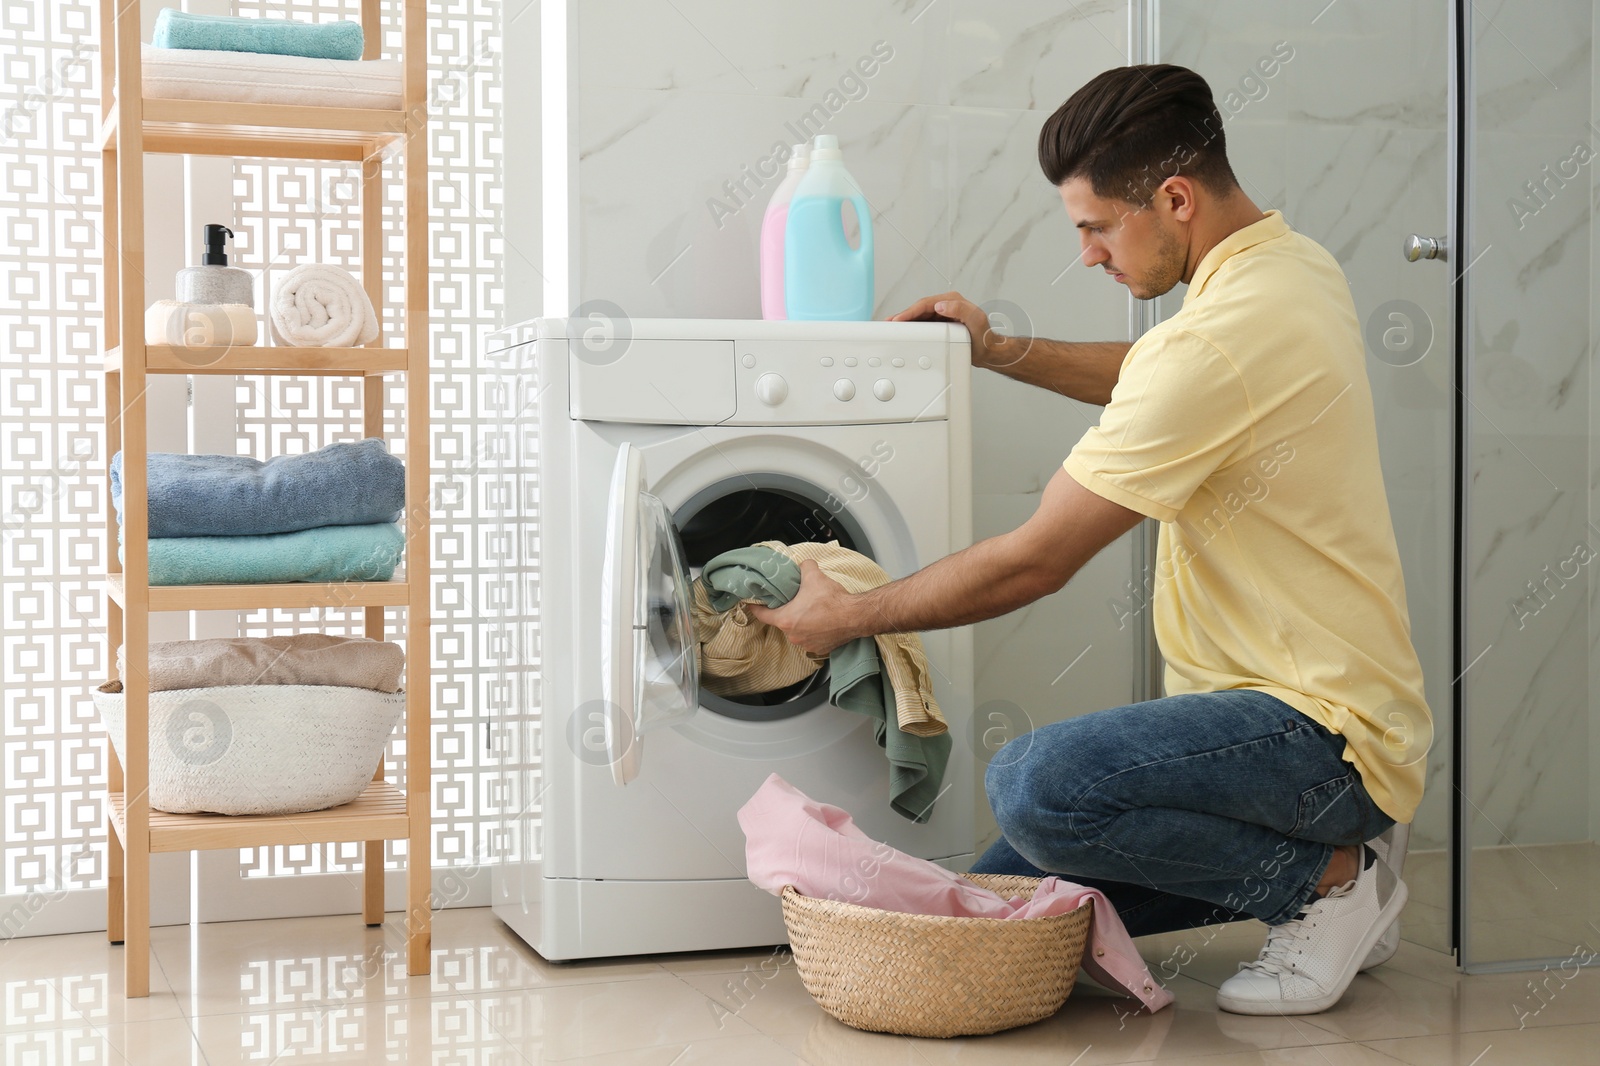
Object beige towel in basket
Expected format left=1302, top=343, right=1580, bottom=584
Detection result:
left=116, top=634, right=405, bottom=693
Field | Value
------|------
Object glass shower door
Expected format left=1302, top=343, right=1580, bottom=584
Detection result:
left=1459, top=0, right=1600, bottom=970
left=1156, top=0, right=1457, bottom=955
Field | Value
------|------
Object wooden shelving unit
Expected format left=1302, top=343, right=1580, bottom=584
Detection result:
left=96, top=0, right=431, bottom=997
left=102, top=344, right=411, bottom=376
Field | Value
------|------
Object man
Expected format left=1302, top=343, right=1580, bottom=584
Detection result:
left=748, top=63, right=1430, bottom=1016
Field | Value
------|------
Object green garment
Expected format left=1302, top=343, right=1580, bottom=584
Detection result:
left=701, top=546, right=952, bottom=823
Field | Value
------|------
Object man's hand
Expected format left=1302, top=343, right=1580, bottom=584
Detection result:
left=746, top=559, right=861, bottom=656
left=889, top=291, right=1018, bottom=370
left=891, top=290, right=1129, bottom=405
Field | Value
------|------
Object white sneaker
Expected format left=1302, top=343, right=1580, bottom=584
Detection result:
left=1359, top=823, right=1410, bottom=972
left=1217, top=844, right=1407, bottom=1015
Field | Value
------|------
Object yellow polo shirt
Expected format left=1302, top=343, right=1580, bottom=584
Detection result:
left=1063, top=210, right=1430, bottom=823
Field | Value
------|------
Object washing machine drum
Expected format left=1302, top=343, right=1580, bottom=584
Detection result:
left=673, top=476, right=872, bottom=723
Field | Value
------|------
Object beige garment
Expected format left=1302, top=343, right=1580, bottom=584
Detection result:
left=691, top=540, right=947, bottom=738
left=692, top=580, right=825, bottom=697
left=116, top=634, right=405, bottom=693
left=768, top=541, right=946, bottom=738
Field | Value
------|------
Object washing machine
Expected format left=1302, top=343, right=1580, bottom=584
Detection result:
left=492, top=317, right=975, bottom=960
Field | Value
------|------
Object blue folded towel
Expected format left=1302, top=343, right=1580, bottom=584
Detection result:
left=122, top=522, right=405, bottom=586
left=111, top=439, right=404, bottom=539
left=152, top=9, right=364, bottom=62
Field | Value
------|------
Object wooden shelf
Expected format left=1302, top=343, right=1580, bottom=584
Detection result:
left=103, top=344, right=407, bottom=376
left=105, top=573, right=411, bottom=612
left=108, top=782, right=409, bottom=854
left=98, top=0, right=431, bottom=996
left=99, top=99, right=408, bottom=161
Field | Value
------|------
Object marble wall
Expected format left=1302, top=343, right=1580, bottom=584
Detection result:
left=532, top=0, right=1144, bottom=852
left=1589, top=0, right=1600, bottom=860
left=1587, top=0, right=1600, bottom=845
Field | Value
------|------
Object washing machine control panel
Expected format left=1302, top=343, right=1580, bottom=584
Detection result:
left=727, top=339, right=951, bottom=425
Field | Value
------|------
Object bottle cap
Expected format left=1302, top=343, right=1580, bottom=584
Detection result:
left=811, top=134, right=842, bottom=161
left=786, top=143, right=811, bottom=170
left=202, top=224, right=234, bottom=267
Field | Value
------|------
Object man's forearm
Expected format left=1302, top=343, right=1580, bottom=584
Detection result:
left=982, top=336, right=1129, bottom=406
left=842, top=534, right=1063, bottom=639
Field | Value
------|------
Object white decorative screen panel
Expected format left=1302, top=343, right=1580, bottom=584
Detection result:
left=0, top=0, right=107, bottom=910
left=0, top=0, right=529, bottom=926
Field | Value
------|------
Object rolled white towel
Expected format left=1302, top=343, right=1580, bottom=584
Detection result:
left=269, top=264, right=380, bottom=348
left=145, top=300, right=259, bottom=346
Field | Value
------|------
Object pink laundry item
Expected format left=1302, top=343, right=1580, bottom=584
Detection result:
left=738, top=773, right=1174, bottom=1014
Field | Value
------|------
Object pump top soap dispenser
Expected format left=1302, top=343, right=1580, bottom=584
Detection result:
left=176, top=224, right=254, bottom=307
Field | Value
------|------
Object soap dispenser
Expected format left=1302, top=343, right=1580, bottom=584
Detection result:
left=176, top=224, right=254, bottom=307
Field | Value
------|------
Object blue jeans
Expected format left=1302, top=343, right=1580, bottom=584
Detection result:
left=971, top=689, right=1395, bottom=936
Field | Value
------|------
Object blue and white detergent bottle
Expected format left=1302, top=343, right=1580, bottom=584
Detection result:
left=784, top=134, right=874, bottom=320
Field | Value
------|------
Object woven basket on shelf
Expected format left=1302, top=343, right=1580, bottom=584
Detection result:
left=780, top=873, right=1092, bottom=1038
left=92, top=681, right=404, bottom=816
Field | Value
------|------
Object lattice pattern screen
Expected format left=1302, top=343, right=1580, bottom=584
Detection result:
left=0, top=1, right=107, bottom=904
left=0, top=0, right=529, bottom=918
left=228, top=0, right=521, bottom=880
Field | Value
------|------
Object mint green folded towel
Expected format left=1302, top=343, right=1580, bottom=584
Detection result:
left=152, top=9, right=364, bottom=62
left=121, top=522, right=404, bottom=586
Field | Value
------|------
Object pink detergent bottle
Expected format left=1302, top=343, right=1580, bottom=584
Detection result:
left=759, top=143, right=811, bottom=320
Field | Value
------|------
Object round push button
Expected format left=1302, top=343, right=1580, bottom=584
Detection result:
left=755, top=373, right=789, bottom=406
left=741, top=353, right=756, bottom=368
left=918, top=355, right=932, bottom=369
left=821, top=356, right=834, bottom=367
left=868, top=357, right=881, bottom=367
left=843, top=357, right=859, bottom=367
left=873, top=379, right=896, bottom=401
left=891, top=357, right=905, bottom=368
left=832, top=378, right=856, bottom=401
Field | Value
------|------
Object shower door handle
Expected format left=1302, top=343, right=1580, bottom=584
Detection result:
left=1403, top=234, right=1448, bottom=262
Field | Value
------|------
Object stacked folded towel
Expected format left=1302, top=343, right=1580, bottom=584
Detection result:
left=140, top=44, right=403, bottom=111
left=117, top=634, right=405, bottom=693
left=110, top=438, right=406, bottom=586
left=153, top=9, right=364, bottom=62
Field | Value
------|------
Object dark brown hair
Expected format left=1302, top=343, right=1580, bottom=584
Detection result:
left=1038, top=64, right=1237, bottom=205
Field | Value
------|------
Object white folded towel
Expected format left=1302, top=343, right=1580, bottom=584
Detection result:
left=139, top=44, right=403, bottom=111
left=269, top=265, right=380, bottom=348
left=145, top=300, right=259, bottom=346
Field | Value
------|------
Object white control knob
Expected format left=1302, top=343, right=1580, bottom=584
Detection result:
left=832, top=378, right=856, bottom=401
left=755, top=373, right=789, bottom=406
left=873, top=378, right=896, bottom=401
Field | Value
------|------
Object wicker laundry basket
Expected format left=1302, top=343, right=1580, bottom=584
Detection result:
left=92, top=681, right=404, bottom=816
left=780, top=873, right=1092, bottom=1038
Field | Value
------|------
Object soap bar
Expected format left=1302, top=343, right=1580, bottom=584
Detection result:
left=145, top=300, right=259, bottom=347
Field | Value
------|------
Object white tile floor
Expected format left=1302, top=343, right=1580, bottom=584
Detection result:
left=3, top=899, right=1597, bottom=1065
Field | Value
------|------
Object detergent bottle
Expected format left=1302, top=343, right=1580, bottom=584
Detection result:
left=784, top=135, right=874, bottom=321
left=758, top=143, right=810, bottom=320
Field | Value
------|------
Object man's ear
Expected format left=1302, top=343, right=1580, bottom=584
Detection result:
left=1157, top=175, right=1198, bottom=223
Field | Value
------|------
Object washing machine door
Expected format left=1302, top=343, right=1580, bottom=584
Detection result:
left=600, top=442, right=700, bottom=785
